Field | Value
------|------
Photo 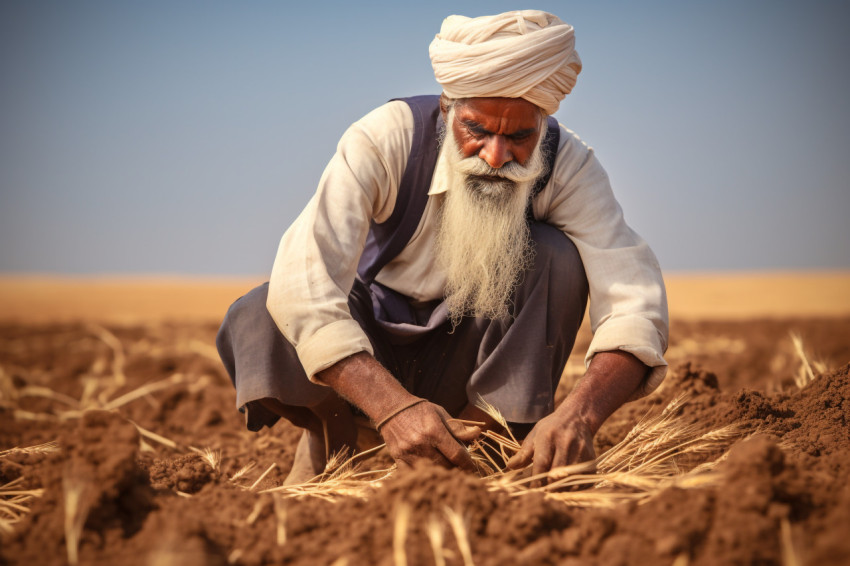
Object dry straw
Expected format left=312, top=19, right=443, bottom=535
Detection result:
left=790, top=332, right=815, bottom=388
left=191, top=446, right=222, bottom=473
left=487, top=394, right=742, bottom=506
left=273, top=496, right=288, bottom=546
left=426, top=514, right=447, bottom=566
left=247, top=393, right=743, bottom=514
left=789, top=332, right=827, bottom=389
left=6, top=323, right=201, bottom=425
left=780, top=517, right=801, bottom=566
left=63, top=473, right=93, bottom=566
left=444, top=507, right=475, bottom=566
left=0, top=442, right=56, bottom=536
left=392, top=502, right=412, bottom=566
left=260, top=443, right=392, bottom=500
left=0, top=477, right=46, bottom=536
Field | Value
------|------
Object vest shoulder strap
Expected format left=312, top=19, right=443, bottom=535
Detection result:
left=358, top=95, right=442, bottom=284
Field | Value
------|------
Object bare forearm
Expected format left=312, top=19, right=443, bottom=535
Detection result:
left=315, top=352, right=419, bottom=422
left=558, top=350, right=648, bottom=434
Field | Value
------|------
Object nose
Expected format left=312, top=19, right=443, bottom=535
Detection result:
left=478, top=136, right=512, bottom=169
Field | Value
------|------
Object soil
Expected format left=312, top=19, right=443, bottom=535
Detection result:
left=1, top=317, right=849, bottom=565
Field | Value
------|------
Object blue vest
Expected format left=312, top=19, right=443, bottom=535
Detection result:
left=357, top=95, right=561, bottom=286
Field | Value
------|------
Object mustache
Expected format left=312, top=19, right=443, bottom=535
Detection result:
left=452, top=154, right=542, bottom=184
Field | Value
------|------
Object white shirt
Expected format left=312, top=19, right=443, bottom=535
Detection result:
left=267, top=100, right=669, bottom=396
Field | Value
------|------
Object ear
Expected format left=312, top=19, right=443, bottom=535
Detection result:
left=439, top=93, right=450, bottom=119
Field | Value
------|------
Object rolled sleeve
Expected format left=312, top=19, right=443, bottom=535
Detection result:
left=294, top=319, right=375, bottom=380
left=266, top=101, right=412, bottom=382
left=537, top=125, right=670, bottom=398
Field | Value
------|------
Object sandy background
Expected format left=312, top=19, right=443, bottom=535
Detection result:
left=1, top=272, right=848, bottom=324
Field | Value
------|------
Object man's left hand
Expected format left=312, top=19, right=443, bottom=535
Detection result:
left=504, top=350, right=651, bottom=481
left=505, top=403, right=596, bottom=479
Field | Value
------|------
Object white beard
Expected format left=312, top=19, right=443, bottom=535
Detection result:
left=435, top=110, right=548, bottom=326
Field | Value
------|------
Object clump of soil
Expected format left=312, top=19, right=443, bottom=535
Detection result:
left=149, top=454, right=214, bottom=494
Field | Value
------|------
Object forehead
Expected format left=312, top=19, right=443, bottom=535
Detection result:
left=454, top=97, right=541, bottom=133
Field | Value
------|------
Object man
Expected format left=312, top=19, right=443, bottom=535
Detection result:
left=217, top=10, right=668, bottom=484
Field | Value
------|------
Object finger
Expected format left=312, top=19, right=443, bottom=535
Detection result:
left=562, top=441, right=579, bottom=467
left=438, top=407, right=480, bottom=443
left=437, top=434, right=478, bottom=473
left=423, top=448, right=454, bottom=469
left=445, top=419, right=481, bottom=443
left=506, top=434, right=535, bottom=469
left=531, top=438, right=554, bottom=482
left=564, top=438, right=593, bottom=466
left=551, top=445, right=568, bottom=471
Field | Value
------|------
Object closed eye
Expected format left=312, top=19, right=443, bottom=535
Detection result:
left=464, top=122, right=490, bottom=138
left=508, top=128, right=537, bottom=141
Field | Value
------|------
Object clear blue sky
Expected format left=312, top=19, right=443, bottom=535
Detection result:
left=2, top=0, right=848, bottom=275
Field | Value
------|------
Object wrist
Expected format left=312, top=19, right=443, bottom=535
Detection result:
left=557, top=350, right=649, bottom=435
left=556, top=393, right=605, bottom=435
left=375, top=397, right=427, bottom=431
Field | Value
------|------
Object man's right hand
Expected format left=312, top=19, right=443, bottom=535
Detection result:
left=378, top=400, right=480, bottom=472
left=316, top=352, right=480, bottom=472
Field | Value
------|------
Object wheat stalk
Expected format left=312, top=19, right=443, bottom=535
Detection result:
left=789, top=332, right=816, bottom=389
left=189, top=446, right=221, bottom=472
left=0, top=478, right=46, bottom=535
left=483, top=394, right=742, bottom=508
left=223, top=394, right=743, bottom=515
left=780, top=517, right=800, bottom=566
left=392, top=502, right=412, bottom=566
left=16, top=386, right=80, bottom=408
left=127, top=419, right=180, bottom=450
left=260, top=462, right=394, bottom=500
left=230, top=462, right=257, bottom=483
left=245, top=497, right=268, bottom=525
left=474, top=396, right=519, bottom=446
left=63, top=474, right=93, bottom=565
left=99, top=373, right=185, bottom=411
left=273, top=496, right=287, bottom=546
left=249, top=463, right=277, bottom=491
left=426, top=514, right=447, bottom=566
left=86, top=323, right=126, bottom=389
left=444, top=507, right=474, bottom=566
left=0, top=440, right=60, bottom=458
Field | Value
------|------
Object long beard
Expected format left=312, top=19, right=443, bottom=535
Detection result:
left=435, top=113, right=548, bottom=326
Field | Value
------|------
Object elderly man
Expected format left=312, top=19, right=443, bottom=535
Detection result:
left=217, top=10, right=668, bottom=483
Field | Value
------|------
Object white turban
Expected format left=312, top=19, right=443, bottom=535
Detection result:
left=429, top=10, right=582, bottom=115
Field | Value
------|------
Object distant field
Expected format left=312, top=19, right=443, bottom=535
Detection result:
left=0, top=271, right=848, bottom=323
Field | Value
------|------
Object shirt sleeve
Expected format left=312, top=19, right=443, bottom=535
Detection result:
left=533, top=126, right=670, bottom=398
left=266, top=101, right=413, bottom=381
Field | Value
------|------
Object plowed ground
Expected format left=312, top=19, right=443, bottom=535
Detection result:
left=1, top=317, right=849, bottom=565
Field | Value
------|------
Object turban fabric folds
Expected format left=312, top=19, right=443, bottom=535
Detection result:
left=429, top=10, right=582, bottom=115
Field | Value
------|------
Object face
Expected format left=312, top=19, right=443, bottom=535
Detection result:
left=435, top=100, right=544, bottom=326
left=444, top=97, right=544, bottom=169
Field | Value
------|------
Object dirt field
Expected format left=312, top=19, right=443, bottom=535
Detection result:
left=1, top=274, right=849, bottom=565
